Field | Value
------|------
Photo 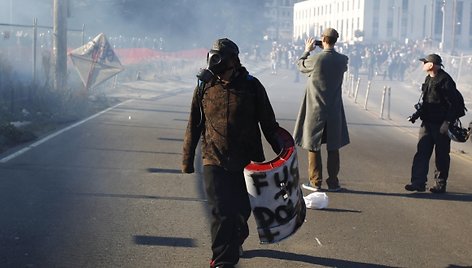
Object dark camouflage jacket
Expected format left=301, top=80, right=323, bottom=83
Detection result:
left=182, top=67, right=279, bottom=172
left=420, top=69, right=456, bottom=123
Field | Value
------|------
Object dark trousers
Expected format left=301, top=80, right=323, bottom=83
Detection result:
left=411, top=122, right=451, bottom=185
left=203, top=165, right=251, bottom=267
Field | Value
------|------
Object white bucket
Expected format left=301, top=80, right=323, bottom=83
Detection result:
left=244, top=127, right=306, bottom=244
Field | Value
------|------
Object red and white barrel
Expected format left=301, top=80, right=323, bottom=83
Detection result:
left=244, top=127, right=306, bottom=244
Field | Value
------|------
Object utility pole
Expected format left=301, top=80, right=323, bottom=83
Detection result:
left=451, top=0, right=456, bottom=52
left=430, top=0, right=434, bottom=39
left=52, top=0, right=68, bottom=91
left=440, top=0, right=446, bottom=51
left=32, top=18, right=37, bottom=84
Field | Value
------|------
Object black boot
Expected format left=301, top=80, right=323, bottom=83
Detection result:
left=405, top=183, right=426, bottom=192
left=429, top=181, right=447, bottom=194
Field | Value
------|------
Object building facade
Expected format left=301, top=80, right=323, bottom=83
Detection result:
left=264, top=0, right=304, bottom=41
left=293, top=0, right=472, bottom=51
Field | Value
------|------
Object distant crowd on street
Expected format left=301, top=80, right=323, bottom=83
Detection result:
left=245, top=38, right=439, bottom=83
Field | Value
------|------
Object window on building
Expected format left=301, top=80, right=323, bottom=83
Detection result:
left=346, top=18, right=349, bottom=35
left=401, top=1, right=408, bottom=38
left=351, top=18, right=354, bottom=37
left=373, top=17, right=379, bottom=38
left=387, top=6, right=394, bottom=37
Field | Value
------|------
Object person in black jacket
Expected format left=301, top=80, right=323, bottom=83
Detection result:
left=182, top=38, right=280, bottom=268
left=405, top=54, right=457, bottom=194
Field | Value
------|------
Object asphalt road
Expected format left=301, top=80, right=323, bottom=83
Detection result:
left=0, top=65, right=471, bottom=268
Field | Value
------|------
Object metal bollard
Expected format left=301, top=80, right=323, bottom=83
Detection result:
left=364, top=81, right=371, bottom=110
left=350, top=75, right=355, bottom=97
left=387, top=87, right=391, bottom=120
left=354, top=78, right=361, bottom=103
left=343, top=72, right=351, bottom=93
left=343, top=72, right=350, bottom=94
left=380, top=86, right=387, bottom=119
left=345, top=74, right=351, bottom=95
left=113, top=74, right=118, bottom=88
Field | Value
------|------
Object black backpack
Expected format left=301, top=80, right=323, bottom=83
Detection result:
left=453, top=88, right=467, bottom=119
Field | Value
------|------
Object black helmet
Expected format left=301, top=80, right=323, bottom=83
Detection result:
left=211, top=38, right=239, bottom=56
left=448, top=120, right=470, bottom=143
left=197, top=38, right=239, bottom=82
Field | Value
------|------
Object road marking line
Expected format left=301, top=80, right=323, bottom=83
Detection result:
left=315, top=237, right=322, bottom=246
left=0, top=99, right=133, bottom=163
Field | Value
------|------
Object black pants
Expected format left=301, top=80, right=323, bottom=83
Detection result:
left=411, top=121, right=451, bottom=186
left=203, top=165, right=251, bottom=267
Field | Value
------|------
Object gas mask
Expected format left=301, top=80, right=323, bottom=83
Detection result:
left=196, top=50, right=231, bottom=83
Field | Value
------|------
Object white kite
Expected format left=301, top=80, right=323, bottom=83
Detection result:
left=69, top=33, right=124, bottom=90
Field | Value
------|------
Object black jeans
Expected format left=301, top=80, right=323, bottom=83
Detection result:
left=203, top=165, right=251, bottom=267
left=411, top=121, right=451, bottom=185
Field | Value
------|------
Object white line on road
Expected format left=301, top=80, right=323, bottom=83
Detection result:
left=315, top=237, right=322, bottom=246
left=0, top=99, right=133, bottom=163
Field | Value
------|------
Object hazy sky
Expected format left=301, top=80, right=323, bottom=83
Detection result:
left=0, top=0, right=52, bottom=25
left=0, top=0, right=269, bottom=50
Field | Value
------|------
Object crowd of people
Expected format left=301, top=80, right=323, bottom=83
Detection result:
left=251, top=38, right=431, bottom=84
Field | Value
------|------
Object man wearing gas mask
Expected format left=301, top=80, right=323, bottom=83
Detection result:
left=182, top=38, right=280, bottom=268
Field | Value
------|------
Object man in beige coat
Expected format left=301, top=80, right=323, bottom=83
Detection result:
left=294, top=28, right=350, bottom=192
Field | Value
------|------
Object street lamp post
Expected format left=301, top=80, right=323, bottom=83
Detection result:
left=440, top=0, right=446, bottom=51
left=451, top=0, right=456, bottom=53
left=430, top=0, right=434, bottom=40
